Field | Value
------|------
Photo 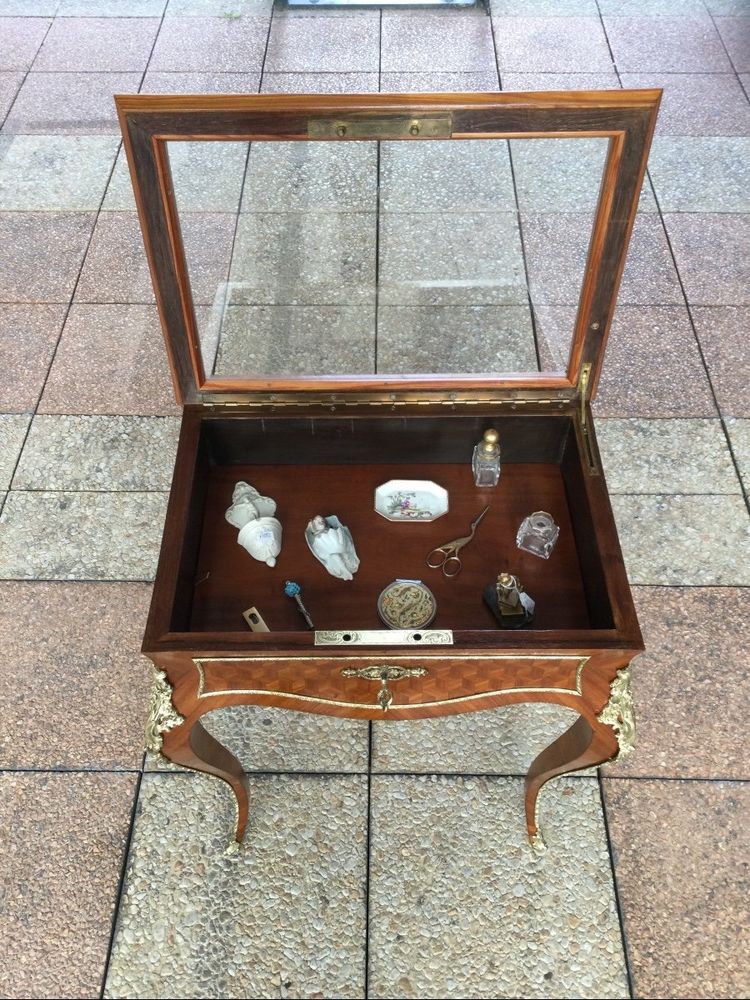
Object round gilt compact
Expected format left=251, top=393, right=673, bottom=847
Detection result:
left=377, top=579, right=437, bottom=629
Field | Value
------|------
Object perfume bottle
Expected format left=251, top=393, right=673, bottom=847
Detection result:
left=472, top=428, right=501, bottom=487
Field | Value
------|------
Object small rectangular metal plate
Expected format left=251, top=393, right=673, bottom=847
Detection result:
left=314, top=629, right=453, bottom=646
left=243, top=606, right=270, bottom=632
left=308, top=116, right=452, bottom=140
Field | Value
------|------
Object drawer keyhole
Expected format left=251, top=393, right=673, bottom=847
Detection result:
left=341, top=664, right=428, bottom=711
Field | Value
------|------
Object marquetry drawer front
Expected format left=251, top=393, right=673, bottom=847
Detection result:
left=192, top=654, right=589, bottom=717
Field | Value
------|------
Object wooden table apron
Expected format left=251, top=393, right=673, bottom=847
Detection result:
left=146, top=646, right=635, bottom=853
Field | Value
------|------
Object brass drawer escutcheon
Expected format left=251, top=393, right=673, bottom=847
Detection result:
left=340, top=664, right=428, bottom=712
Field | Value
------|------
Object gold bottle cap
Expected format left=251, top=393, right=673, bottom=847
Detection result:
left=482, top=428, right=499, bottom=452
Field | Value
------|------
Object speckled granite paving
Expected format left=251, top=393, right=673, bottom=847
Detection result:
left=1, top=3, right=749, bottom=1000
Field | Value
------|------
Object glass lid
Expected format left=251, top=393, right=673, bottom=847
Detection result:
left=116, top=92, right=660, bottom=405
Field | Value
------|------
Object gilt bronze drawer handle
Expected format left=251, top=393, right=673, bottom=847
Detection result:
left=340, top=664, right=428, bottom=712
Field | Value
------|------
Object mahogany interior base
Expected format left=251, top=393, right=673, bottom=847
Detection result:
left=189, top=461, right=593, bottom=633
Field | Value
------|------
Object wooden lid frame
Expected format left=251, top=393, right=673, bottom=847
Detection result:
left=115, top=91, right=661, bottom=407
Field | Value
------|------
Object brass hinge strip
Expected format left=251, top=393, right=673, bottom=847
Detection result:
left=578, top=362, right=599, bottom=476
left=203, top=396, right=574, bottom=412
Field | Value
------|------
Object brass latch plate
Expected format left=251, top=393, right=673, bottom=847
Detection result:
left=308, top=115, right=452, bottom=140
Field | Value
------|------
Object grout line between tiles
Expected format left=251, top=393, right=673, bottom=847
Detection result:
left=1, top=15, right=56, bottom=131
left=99, top=769, right=144, bottom=1000
left=597, top=771, right=635, bottom=1000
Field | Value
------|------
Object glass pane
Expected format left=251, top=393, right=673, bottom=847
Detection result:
left=167, top=135, right=609, bottom=381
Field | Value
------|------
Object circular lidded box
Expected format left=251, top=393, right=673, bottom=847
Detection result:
left=377, top=579, right=437, bottom=630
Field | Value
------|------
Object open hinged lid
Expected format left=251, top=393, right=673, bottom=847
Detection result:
left=115, top=91, right=660, bottom=410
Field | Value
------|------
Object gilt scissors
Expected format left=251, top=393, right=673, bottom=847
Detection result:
left=426, top=505, right=490, bottom=578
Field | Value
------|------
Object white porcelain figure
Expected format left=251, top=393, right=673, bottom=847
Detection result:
left=225, top=481, right=282, bottom=567
left=305, top=514, right=360, bottom=581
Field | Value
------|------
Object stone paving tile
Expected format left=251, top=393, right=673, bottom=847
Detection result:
left=0, top=134, right=119, bottom=211
left=491, top=0, right=598, bottom=12
left=381, top=71, right=500, bottom=91
left=665, top=213, right=750, bottom=305
left=264, top=14, right=379, bottom=73
left=151, top=15, right=270, bottom=74
left=214, top=304, right=376, bottom=376
left=261, top=71, right=378, bottom=93
left=0, top=413, right=29, bottom=490
left=523, top=213, right=681, bottom=306
left=726, top=417, right=750, bottom=491
left=510, top=138, right=609, bottom=212
left=604, top=588, right=750, bottom=779
left=378, top=211, right=527, bottom=306
left=620, top=71, right=750, bottom=136
left=58, top=0, right=166, bottom=12
left=595, top=305, right=717, bottom=417
left=141, top=69, right=262, bottom=93
left=603, top=779, right=750, bottom=1000
left=39, top=304, right=178, bottom=416
left=381, top=139, right=516, bottom=213
left=369, top=775, right=628, bottom=1000
left=501, top=70, right=620, bottom=90
left=692, top=306, right=750, bottom=417
left=604, top=15, right=732, bottom=71
left=0, top=212, right=95, bottom=302
left=611, top=493, right=750, bottom=584
left=715, top=15, right=750, bottom=72
left=0, top=16, right=51, bottom=70
left=169, top=141, right=249, bottom=213
left=227, top=212, right=376, bottom=306
left=0, top=771, right=137, bottom=1000
left=381, top=13, right=497, bottom=73
left=102, top=143, right=248, bottom=214
left=0, top=0, right=58, bottom=12
left=0, top=69, right=23, bottom=121
left=166, top=0, right=270, bottom=12
left=0, top=490, right=167, bottom=580
left=377, top=305, right=537, bottom=374
left=34, top=16, right=160, bottom=72
left=596, top=418, right=740, bottom=493
left=75, top=211, right=236, bottom=306
left=0, top=581, right=153, bottom=768
left=0, top=304, right=66, bottom=410
left=649, top=136, right=750, bottom=212
left=371, top=704, right=578, bottom=774
left=3, top=70, right=140, bottom=134
left=493, top=17, right=614, bottom=72
left=147, top=704, right=369, bottom=773
left=104, top=773, right=367, bottom=1000
left=705, top=0, right=750, bottom=10
left=599, top=0, right=707, bottom=9
left=241, top=141, right=376, bottom=213
left=13, top=415, right=180, bottom=490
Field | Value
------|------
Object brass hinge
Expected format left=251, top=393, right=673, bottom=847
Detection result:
left=578, top=362, right=599, bottom=476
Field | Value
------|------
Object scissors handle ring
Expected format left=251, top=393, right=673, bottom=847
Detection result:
left=442, top=555, right=462, bottom=578
left=426, top=548, right=448, bottom=569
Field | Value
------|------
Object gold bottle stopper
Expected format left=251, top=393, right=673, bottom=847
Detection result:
left=481, top=428, right=499, bottom=453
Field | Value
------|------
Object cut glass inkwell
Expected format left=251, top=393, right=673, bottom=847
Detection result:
left=516, top=511, right=560, bottom=560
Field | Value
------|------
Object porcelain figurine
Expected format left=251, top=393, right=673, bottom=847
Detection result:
left=305, top=514, right=360, bottom=581
left=225, top=481, right=282, bottom=567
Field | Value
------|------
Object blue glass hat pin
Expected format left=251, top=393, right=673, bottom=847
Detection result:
left=284, top=581, right=314, bottom=630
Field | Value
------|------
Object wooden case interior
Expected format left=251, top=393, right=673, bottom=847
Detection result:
left=162, top=411, right=617, bottom=640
